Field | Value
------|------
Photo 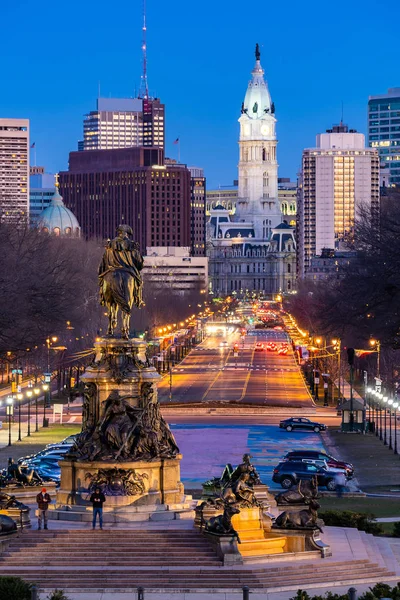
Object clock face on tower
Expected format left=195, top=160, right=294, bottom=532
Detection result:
left=260, top=123, right=270, bottom=136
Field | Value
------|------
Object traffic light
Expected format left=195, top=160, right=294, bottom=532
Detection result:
left=11, top=381, right=17, bottom=393
left=347, top=348, right=355, bottom=366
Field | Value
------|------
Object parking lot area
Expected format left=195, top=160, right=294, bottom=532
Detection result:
left=171, top=423, right=326, bottom=490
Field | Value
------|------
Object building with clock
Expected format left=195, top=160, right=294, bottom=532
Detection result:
left=207, top=45, right=296, bottom=297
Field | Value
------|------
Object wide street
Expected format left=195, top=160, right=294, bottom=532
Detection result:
left=158, top=329, right=314, bottom=407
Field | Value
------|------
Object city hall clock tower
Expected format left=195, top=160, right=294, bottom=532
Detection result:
left=236, top=44, right=281, bottom=238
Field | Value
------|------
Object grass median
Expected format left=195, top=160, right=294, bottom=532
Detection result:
left=0, top=424, right=80, bottom=469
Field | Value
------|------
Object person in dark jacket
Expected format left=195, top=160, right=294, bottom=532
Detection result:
left=90, top=487, right=106, bottom=529
left=36, top=488, right=51, bottom=530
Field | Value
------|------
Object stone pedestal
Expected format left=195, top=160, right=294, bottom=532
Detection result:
left=57, top=456, right=184, bottom=507
left=56, top=336, right=185, bottom=519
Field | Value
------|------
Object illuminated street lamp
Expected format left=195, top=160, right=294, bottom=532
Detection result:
left=16, top=392, right=23, bottom=441
left=33, top=388, right=40, bottom=432
left=393, top=401, right=399, bottom=455
left=382, top=396, right=389, bottom=445
left=26, top=389, right=33, bottom=437
left=42, top=384, right=49, bottom=428
left=6, top=396, right=13, bottom=447
left=388, top=398, right=394, bottom=450
left=369, top=339, right=381, bottom=379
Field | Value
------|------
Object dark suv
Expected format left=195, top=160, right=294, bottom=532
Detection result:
left=272, top=460, right=337, bottom=490
left=283, top=450, right=354, bottom=478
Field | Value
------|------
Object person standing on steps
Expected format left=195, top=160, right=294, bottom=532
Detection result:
left=90, top=487, right=106, bottom=529
left=36, top=487, right=52, bottom=530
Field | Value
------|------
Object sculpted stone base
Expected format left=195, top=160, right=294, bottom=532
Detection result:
left=57, top=455, right=184, bottom=507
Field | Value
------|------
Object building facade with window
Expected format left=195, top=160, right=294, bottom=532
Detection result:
left=207, top=47, right=296, bottom=296
left=0, top=118, right=29, bottom=223
left=79, top=97, right=165, bottom=152
left=143, top=246, right=208, bottom=293
left=189, top=167, right=206, bottom=257
left=297, top=123, right=379, bottom=277
left=368, top=88, right=400, bottom=186
left=29, top=166, right=54, bottom=223
left=59, top=147, right=191, bottom=248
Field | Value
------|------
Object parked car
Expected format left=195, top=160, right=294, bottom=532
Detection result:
left=255, top=342, right=264, bottom=351
left=279, top=417, right=326, bottom=432
left=272, top=460, right=338, bottom=490
left=18, top=447, right=70, bottom=466
left=283, top=450, right=354, bottom=478
left=46, top=434, right=77, bottom=448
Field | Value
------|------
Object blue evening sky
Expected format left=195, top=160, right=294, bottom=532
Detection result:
left=1, top=0, right=398, bottom=188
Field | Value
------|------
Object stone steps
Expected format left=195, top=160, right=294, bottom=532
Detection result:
left=0, top=528, right=396, bottom=592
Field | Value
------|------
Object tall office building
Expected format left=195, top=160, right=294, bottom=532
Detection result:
left=80, top=97, right=165, bottom=152
left=59, top=147, right=191, bottom=247
left=29, top=166, right=54, bottom=223
left=298, top=123, right=380, bottom=277
left=0, top=118, right=29, bottom=223
left=189, top=167, right=206, bottom=257
left=368, top=88, right=400, bottom=186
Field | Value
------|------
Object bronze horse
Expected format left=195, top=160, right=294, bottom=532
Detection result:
left=98, top=225, right=144, bottom=338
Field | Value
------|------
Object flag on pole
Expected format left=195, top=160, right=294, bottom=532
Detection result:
left=173, top=137, right=179, bottom=145
left=355, top=349, right=376, bottom=358
left=30, top=142, right=35, bottom=148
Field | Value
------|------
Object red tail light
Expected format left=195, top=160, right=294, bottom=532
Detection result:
left=273, top=468, right=279, bottom=474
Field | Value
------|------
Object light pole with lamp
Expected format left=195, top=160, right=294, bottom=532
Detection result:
left=369, top=338, right=381, bottom=379
left=382, top=395, right=388, bottom=445
left=393, top=401, right=399, bottom=455
left=42, top=384, right=49, bottom=428
left=26, top=389, right=33, bottom=436
left=6, top=396, right=13, bottom=446
left=33, top=387, right=40, bottom=432
left=16, top=392, right=23, bottom=442
left=332, top=339, right=341, bottom=404
left=388, top=398, right=394, bottom=450
left=45, top=336, right=58, bottom=408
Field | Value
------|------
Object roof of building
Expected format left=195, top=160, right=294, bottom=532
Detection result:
left=36, top=186, right=81, bottom=236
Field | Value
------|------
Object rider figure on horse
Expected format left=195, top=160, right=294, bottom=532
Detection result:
left=98, top=225, right=144, bottom=338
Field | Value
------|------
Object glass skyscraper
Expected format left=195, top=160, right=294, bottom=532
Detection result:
left=368, top=88, right=400, bottom=186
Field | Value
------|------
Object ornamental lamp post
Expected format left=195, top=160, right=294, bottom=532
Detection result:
left=6, top=396, right=13, bottom=446
left=393, top=401, right=399, bottom=455
left=33, top=388, right=40, bottom=432
left=42, top=384, right=49, bottom=428
left=388, top=399, right=394, bottom=450
left=369, top=338, right=381, bottom=379
left=16, top=392, right=23, bottom=442
left=377, top=393, right=384, bottom=441
left=382, top=396, right=388, bottom=445
left=26, top=389, right=33, bottom=436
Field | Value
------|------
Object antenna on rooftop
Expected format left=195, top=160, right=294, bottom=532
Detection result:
left=139, top=0, right=149, bottom=99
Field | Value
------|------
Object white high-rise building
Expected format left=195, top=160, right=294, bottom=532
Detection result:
left=298, top=123, right=380, bottom=277
left=80, top=97, right=165, bottom=152
left=0, top=118, right=29, bottom=223
left=207, top=46, right=296, bottom=297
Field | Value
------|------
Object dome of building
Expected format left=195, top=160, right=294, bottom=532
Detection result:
left=36, top=184, right=81, bottom=238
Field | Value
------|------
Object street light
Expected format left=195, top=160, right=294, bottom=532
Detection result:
left=333, top=339, right=341, bottom=404
left=382, top=396, right=388, bottom=445
left=26, top=389, right=33, bottom=437
left=388, top=399, right=394, bottom=450
left=369, top=339, right=381, bottom=379
left=16, top=392, right=23, bottom=442
left=33, top=388, right=40, bottom=432
left=42, top=384, right=49, bottom=428
left=6, top=396, right=13, bottom=446
left=393, top=401, right=399, bottom=455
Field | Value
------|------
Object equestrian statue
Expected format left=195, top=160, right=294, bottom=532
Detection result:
left=98, top=224, right=144, bottom=338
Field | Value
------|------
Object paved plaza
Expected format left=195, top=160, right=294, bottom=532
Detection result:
left=172, top=423, right=325, bottom=489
